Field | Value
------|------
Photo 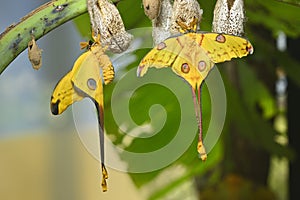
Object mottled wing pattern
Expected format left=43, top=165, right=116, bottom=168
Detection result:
left=195, top=32, right=253, bottom=63
left=137, top=40, right=180, bottom=76
left=138, top=33, right=215, bottom=88
left=168, top=34, right=215, bottom=88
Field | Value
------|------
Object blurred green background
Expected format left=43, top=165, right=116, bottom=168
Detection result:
left=1, top=0, right=300, bottom=199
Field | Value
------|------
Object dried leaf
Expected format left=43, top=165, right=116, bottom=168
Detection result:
left=87, top=0, right=133, bottom=53
left=212, top=0, right=245, bottom=36
left=170, top=0, right=203, bottom=34
left=28, top=35, right=42, bottom=70
left=152, top=0, right=173, bottom=44
left=143, top=0, right=162, bottom=20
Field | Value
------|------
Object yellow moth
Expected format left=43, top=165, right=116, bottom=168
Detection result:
left=138, top=18, right=253, bottom=161
left=50, top=34, right=114, bottom=192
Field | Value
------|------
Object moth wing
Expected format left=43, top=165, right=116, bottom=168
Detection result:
left=198, top=32, right=254, bottom=63
left=50, top=51, right=91, bottom=115
left=138, top=33, right=215, bottom=88
left=50, top=72, right=84, bottom=115
left=71, top=51, right=103, bottom=108
left=137, top=35, right=188, bottom=77
left=172, top=34, right=215, bottom=88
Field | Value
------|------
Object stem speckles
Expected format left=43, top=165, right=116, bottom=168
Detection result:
left=52, top=3, right=69, bottom=13
left=9, top=33, right=22, bottom=55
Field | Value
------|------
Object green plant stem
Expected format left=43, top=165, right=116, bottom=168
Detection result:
left=0, top=0, right=87, bottom=74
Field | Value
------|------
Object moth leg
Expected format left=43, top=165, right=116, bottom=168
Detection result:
left=176, top=18, right=189, bottom=33
left=92, top=32, right=101, bottom=45
left=91, top=33, right=110, bottom=53
left=176, top=16, right=199, bottom=33
left=80, top=40, right=94, bottom=50
left=189, top=17, right=198, bottom=32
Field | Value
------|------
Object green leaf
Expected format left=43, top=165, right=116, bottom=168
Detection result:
left=247, top=0, right=300, bottom=37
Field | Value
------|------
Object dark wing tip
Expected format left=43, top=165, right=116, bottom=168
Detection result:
left=247, top=43, right=254, bottom=55
left=137, top=65, right=145, bottom=77
left=50, top=99, right=60, bottom=115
